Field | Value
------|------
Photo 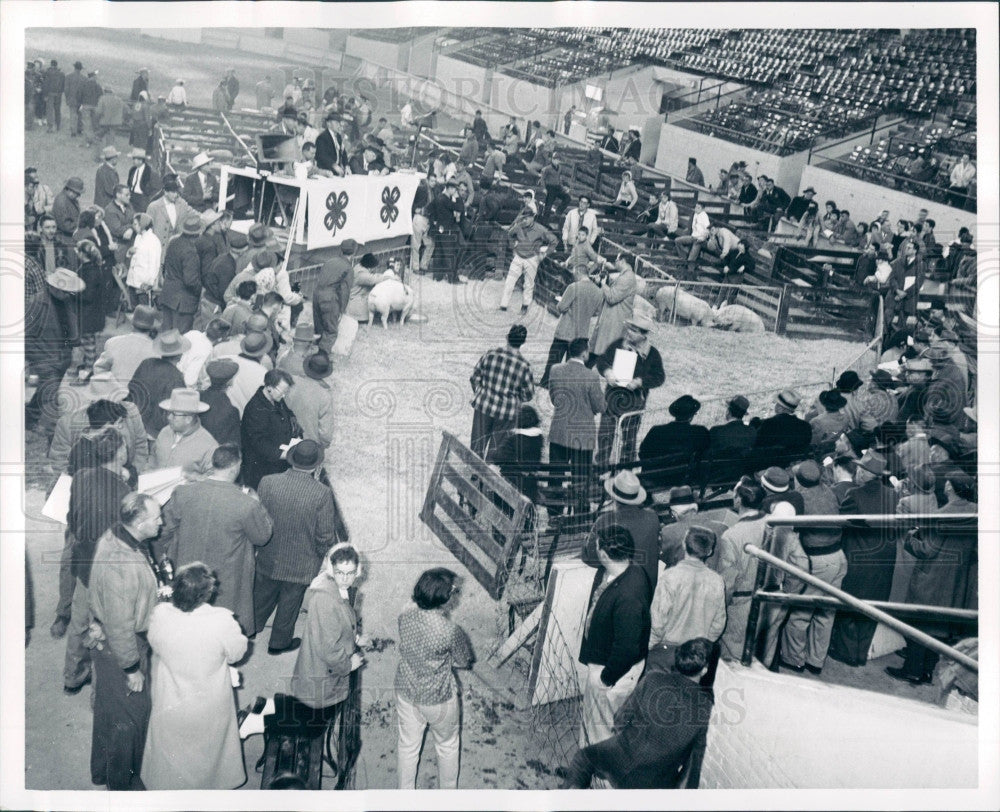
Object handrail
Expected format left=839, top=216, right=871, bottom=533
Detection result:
left=766, top=513, right=978, bottom=527
left=752, top=592, right=978, bottom=622
left=743, top=543, right=978, bottom=672
left=220, top=111, right=259, bottom=167
left=809, top=152, right=976, bottom=206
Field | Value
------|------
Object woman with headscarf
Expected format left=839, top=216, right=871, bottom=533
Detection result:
left=141, top=562, right=248, bottom=789
left=130, top=90, right=151, bottom=152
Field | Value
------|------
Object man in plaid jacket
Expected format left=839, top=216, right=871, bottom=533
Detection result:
left=469, top=324, right=535, bottom=459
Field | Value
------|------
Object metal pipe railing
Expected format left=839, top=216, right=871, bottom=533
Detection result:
left=742, top=543, right=979, bottom=672
left=752, top=592, right=978, bottom=622
left=766, top=514, right=978, bottom=527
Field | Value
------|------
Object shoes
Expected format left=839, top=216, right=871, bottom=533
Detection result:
left=267, top=637, right=301, bottom=655
left=884, top=666, right=930, bottom=685
left=778, top=658, right=805, bottom=673
left=499, top=306, right=507, bottom=312
left=64, top=672, right=93, bottom=695
left=50, top=616, right=69, bottom=639
left=803, top=663, right=823, bottom=675
left=520, top=305, right=529, bottom=315
left=237, top=696, right=268, bottom=727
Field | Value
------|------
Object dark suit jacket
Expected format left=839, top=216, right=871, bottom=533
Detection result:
left=315, top=129, right=346, bottom=174
left=159, top=233, right=202, bottom=313
left=94, top=164, right=120, bottom=209
left=68, top=465, right=137, bottom=586
left=705, top=419, right=757, bottom=481
left=584, top=506, right=661, bottom=594
left=639, top=421, right=710, bottom=489
left=548, top=360, right=605, bottom=451
left=579, top=564, right=652, bottom=686
left=126, top=163, right=159, bottom=212
left=239, top=388, right=300, bottom=489
left=128, top=356, right=185, bottom=436
left=200, top=387, right=242, bottom=447
left=182, top=171, right=218, bottom=212
left=751, top=412, right=812, bottom=464
left=257, top=469, right=340, bottom=583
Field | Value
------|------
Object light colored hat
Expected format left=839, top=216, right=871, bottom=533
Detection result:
left=129, top=147, right=147, bottom=159
left=200, top=209, right=224, bottom=229
left=625, top=314, right=656, bottom=333
left=153, top=329, right=191, bottom=357
left=190, top=151, right=212, bottom=171
left=86, top=371, right=128, bottom=401
left=775, top=389, right=801, bottom=410
left=46, top=267, right=86, bottom=293
left=604, top=470, right=647, bottom=506
left=293, top=322, right=320, bottom=342
left=181, top=213, right=204, bottom=236
left=100, top=146, right=120, bottom=160
left=158, top=387, right=210, bottom=414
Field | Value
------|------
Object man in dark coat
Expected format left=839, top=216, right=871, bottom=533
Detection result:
left=130, top=68, right=149, bottom=103
left=42, top=59, right=66, bottom=132
left=239, top=369, right=301, bottom=490
left=255, top=440, right=343, bottom=654
left=24, top=258, right=75, bottom=435
left=127, top=329, right=188, bottom=439
left=314, top=113, right=348, bottom=176
left=199, top=359, right=242, bottom=447
left=53, top=177, right=85, bottom=243
left=886, top=475, right=977, bottom=684
left=224, top=68, right=240, bottom=109
left=425, top=181, right=464, bottom=282
left=65, top=61, right=85, bottom=135
left=158, top=212, right=203, bottom=333
left=562, top=638, right=714, bottom=789
left=94, top=146, right=120, bottom=209
left=159, top=443, right=273, bottom=634
left=828, top=455, right=899, bottom=667
left=638, top=394, right=710, bottom=490
left=704, top=395, right=756, bottom=484
left=312, top=238, right=356, bottom=354
left=748, top=389, right=811, bottom=470
left=126, top=148, right=160, bottom=214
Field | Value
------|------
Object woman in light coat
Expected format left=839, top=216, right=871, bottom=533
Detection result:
left=142, top=562, right=247, bottom=790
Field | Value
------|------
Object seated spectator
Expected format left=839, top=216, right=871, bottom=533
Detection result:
left=638, top=395, right=710, bottom=490
left=685, top=157, right=705, bottom=187
left=649, top=526, right=726, bottom=650
left=610, top=170, right=638, bottom=212
left=844, top=370, right=900, bottom=430
left=632, top=190, right=678, bottom=240
left=749, top=176, right=790, bottom=230
left=892, top=415, right=932, bottom=479
left=735, top=172, right=757, bottom=206
left=830, top=209, right=859, bottom=247
left=674, top=202, right=711, bottom=266
left=561, top=638, right=715, bottom=789
left=809, top=389, right=848, bottom=447
left=785, top=186, right=816, bottom=222
left=704, top=395, right=755, bottom=482
left=804, top=371, right=861, bottom=421
left=747, top=389, right=811, bottom=470
left=658, top=486, right=728, bottom=571
left=491, top=404, right=544, bottom=505
left=706, top=224, right=739, bottom=261
left=922, top=345, right=966, bottom=429
left=583, top=471, right=661, bottom=592
left=947, top=153, right=976, bottom=208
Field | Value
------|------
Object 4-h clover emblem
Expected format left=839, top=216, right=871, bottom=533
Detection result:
left=324, top=191, right=349, bottom=236
left=380, top=186, right=401, bottom=229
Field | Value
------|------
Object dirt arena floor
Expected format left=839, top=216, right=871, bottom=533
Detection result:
left=22, top=28, right=877, bottom=793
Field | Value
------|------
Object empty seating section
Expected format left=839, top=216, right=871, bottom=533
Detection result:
left=353, top=28, right=434, bottom=43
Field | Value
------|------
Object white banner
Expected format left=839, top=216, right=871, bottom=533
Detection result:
left=304, top=172, right=423, bottom=250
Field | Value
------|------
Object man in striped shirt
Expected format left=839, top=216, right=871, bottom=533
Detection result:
left=469, top=325, right=535, bottom=459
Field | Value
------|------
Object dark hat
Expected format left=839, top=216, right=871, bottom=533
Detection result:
left=206, top=359, right=239, bottom=386
left=359, top=252, right=378, bottom=269
left=794, top=459, right=822, bottom=487
left=909, top=464, right=936, bottom=493
left=802, top=187, right=816, bottom=195
left=843, top=429, right=870, bottom=457
left=228, top=231, right=249, bottom=250
left=869, top=369, right=898, bottom=389
left=296, top=111, right=310, bottom=124
left=759, top=466, right=790, bottom=493
left=240, top=331, right=272, bottom=358
left=162, top=177, right=181, bottom=192
left=282, top=107, right=299, bottom=119
left=668, top=394, right=701, bottom=420
left=205, top=317, right=232, bottom=342
left=507, top=324, right=527, bottom=348
left=923, top=345, right=951, bottom=363
left=181, top=213, right=203, bottom=236
left=927, top=432, right=958, bottom=459
left=64, top=177, right=85, bottom=194
left=304, top=352, right=334, bottom=380
left=130, top=304, right=160, bottom=331
left=856, top=451, right=887, bottom=477
left=340, top=238, right=358, bottom=256
left=153, top=329, right=191, bottom=357
left=818, top=389, right=847, bottom=411
left=289, top=439, right=324, bottom=470
left=248, top=224, right=271, bottom=247
left=835, top=370, right=862, bottom=392
left=73, top=61, right=83, bottom=69
left=668, top=485, right=696, bottom=506
left=727, top=395, right=750, bottom=418
left=252, top=251, right=276, bottom=270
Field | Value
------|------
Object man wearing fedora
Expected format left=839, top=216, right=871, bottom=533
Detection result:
left=182, top=152, right=218, bottom=212
left=594, top=314, right=665, bottom=467
left=202, top=230, right=249, bottom=320
left=843, top=370, right=900, bottom=431
left=748, top=389, right=811, bottom=471
left=922, top=344, right=966, bottom=429
left=53, top=177, right=85, bottom=244
left=284, top=352, right=335, bottom=449
left=221, top=331, right=272, bottom=415
left=804, top=370, right=862, bottom=422
left=159, top=443, right=273, bottom=635
left=126, top=148, right=159, bottom=214
left=315, top=112, right=348, bottom=176
left=705, top=395, right=756, bottom=483
left=240, top=369, right=301, bottom=490
left=255, top=439, right=341, bottom=654
left=658, top=485, right=727, bottom=572
left=64, top=60, right=85, bottom=135
left=638, top=394, right=710, bottom=491
left=584, top=471, right=661, bottom=592
left=159, top=212, right=204, bottom=334
left=127, top=328, right=188, bottom=441
left=147, top=176, right=192, bottom=251
left=94, top=146, right=120, bottom=209
left=312, top=238, right=357, bottom=354
left=199, top=360, right=242, bottom=447
left=104, top=183, right=136, bottom=266
left=809, top=389, right=849, bottom=448
left=777, top=460, right=847, bottom=676
left=152, top=388, right=218, bottom=477
left=277, top=321, right=320, bottom=378
left=93, top=305, right=159, bottom=387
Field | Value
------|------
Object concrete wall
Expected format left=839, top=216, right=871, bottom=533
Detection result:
left=140, top=28, right=202, bottom=44
left=701, top=660, right=978, bottom=789
left=284, top=29, right=336, bottom=50
left=798, top=164, right=972, bottom=243
left=435, top=54, right=490, bottom=111
left=490, top=71, right=557, bottom=129
left=656, top=122, right=809, bottom=193
left=344, top=34, right=401, bottom=68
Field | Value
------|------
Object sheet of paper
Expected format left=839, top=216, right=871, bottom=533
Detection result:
left=612, top=348, right=637, bottom=384
left=903, top=275, right=917, bottom=291
left=138, top=467, right=185, bottom=505
left=42, top=475, right=73, bottom=524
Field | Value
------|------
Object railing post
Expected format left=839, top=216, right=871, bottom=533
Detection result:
left=775, top=284, right=790, bottom=335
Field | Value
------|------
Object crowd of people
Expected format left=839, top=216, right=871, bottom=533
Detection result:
left=23, top=45, right=980, bottom=793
